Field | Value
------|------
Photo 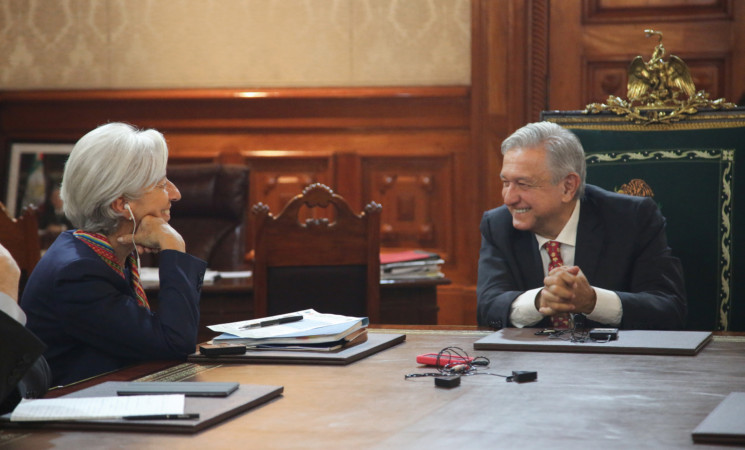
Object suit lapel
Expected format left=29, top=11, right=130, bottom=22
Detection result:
left=514, top=231, right=544, bottom=288
left=575, top=195, right=604, bottom=282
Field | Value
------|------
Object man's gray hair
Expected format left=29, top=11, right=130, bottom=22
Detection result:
left=501, top=121, right=586, bottom=198
left=61, top=122, right=168, bottom=234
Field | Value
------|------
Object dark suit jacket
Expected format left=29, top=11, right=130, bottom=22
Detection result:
left=477, top=184, right=686, bottom=330
left=0, top=310, right=50, bottom=414
left=20, top=231, right=206, bottom=386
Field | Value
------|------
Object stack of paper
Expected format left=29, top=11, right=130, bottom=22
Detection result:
left=380, top=250, right=445, bottom=280
left=207, top=309, right=369, bottom=352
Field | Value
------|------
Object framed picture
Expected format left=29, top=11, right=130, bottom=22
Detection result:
left=5, top=143, right=73, bottom=220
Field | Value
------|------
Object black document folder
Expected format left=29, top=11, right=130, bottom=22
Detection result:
left=692, top=392, right=745, bottom=444
left=116, top=381, right=240, bottom=397
left=0, top=381, right=283, bottom=434
left=473, top=328, right=712, bottom=356
left=188, top=332, right=405, bottom=365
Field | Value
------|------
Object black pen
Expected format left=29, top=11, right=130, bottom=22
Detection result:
left=239, top=314, right=303, bottom=330
left=123, top=413, right=200, bottom=420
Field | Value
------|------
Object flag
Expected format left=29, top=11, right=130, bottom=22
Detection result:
left=21, top=153, right=46, bottom=210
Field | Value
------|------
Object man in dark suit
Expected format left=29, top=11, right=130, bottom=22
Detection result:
left=0, top=243, right=50, bottom=414
left=477, top=121, right=686, bottom=330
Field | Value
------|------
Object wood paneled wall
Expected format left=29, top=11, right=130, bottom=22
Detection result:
left=3, top=0, right=744, bottom=325
left=548, top=0, right=744, bottom=111
left=473, top=0, right=745, bottom=207
left=0, top=87, right=477, bottom=324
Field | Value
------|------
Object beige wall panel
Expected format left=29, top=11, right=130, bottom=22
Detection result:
left=0, top=0, right=470, bottom=89
left=0, top=0, right=109, bottom=88
left=352, top=0, right=470, bottom=85
left=110, top=0, right=352, bottom=88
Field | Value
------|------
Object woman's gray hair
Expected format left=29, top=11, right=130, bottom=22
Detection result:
left=501, top=121, right=586, bottom=198
left=61, top=122, right=168, bottom=234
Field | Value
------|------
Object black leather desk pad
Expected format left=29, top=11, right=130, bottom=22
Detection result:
left=692, top=392, right=745, bottom=444
left=188, top=332, right=406, bottom=365
left=473, top=328, right=712, bottom=356
left=0, top=381, right=282, bottom=434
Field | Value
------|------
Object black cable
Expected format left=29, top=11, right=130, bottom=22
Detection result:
left=404, top=347, right=507, bottom=379
left=405, top=346, right=538, bottom=382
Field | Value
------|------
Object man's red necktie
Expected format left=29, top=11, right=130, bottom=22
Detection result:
left=544, top=240, right=571, bottom=329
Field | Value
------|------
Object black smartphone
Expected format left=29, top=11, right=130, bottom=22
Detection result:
left=588, top=328, right=619, bottom=341
left=199, top=343, right=247, bottom=356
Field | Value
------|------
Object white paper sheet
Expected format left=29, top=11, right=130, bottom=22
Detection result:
left=139, top=268, right=251, bottom=284
left=215, top=270, right=252, bottom=279
left=140, top=267, right=220, bottom=283
left=10, top=394, right=185, bottom=421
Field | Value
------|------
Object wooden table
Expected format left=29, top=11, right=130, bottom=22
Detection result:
left=3, top=328, right=744, bottom=448
left=147, top=277, right=450, bottom=342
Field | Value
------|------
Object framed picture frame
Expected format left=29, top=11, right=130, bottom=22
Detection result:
left=5, top=143, right=73, bottom=219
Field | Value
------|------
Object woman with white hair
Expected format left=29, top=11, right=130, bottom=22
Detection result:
left=21, top=122, right=206, bottom=386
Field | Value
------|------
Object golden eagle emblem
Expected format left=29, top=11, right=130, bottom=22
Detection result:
left=585, top=29, right=735, bottom=125
left=617, top=179, right=654, bottom=198
left=627, top=30, right=695, bottom=103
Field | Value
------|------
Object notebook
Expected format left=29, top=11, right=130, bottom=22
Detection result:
left=116, top=382, right=240, bottom=397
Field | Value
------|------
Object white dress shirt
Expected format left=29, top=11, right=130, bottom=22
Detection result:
left=0, top=292, right=26, bottom=325
left=510, top=200, right=623, bottom=327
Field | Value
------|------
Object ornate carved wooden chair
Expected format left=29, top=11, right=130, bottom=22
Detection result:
left=251, top=183, right=382, bottom=322
left=0, top=202, right=41, bottom=295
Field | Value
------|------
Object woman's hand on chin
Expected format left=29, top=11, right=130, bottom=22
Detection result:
left=118, top=215, right=185, bottom=253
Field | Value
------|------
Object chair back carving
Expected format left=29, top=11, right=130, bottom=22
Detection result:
left=252, top=183, right=382, bottom=322
left=0, top=202, right=41, bottom=294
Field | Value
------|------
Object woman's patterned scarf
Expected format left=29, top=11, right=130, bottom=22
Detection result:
left=73, top=230, right=150, bottom=310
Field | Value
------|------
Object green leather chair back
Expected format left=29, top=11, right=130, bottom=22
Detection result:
left=542, top=109, right=745, bottom=331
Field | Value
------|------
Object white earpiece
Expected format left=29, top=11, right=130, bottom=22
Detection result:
left=124, top=203, right=140, bottom=269
left=124, top=203, right=134, bottom=220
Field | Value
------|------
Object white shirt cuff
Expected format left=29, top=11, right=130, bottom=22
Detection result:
left=509, top=287, right=545, bottom=327
left=0, top=292, right=26, bottom=325
left=586, top=287, right=622, bottom=326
